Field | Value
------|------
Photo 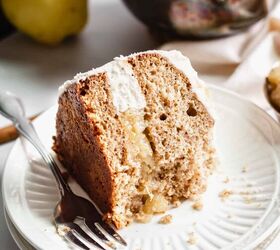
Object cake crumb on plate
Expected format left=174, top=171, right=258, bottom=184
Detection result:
left=192, top=201, right=203, bottom=211
left=135, top=213, right=152, bottom=223
left=187, top=232, right=197, bottom=245
left=158, top=214, right=173, bottom=224
left=243, top=196, right=253, bottom=204
left=223, top=176, right=230, bottom=183
left=57, top=225, right=71, bottom=236
left=219, top=189, right=232, bottom=201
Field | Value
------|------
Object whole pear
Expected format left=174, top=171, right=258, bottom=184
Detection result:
left=1, top=0, right=87, bottom=45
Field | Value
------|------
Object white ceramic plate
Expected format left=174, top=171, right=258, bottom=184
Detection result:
left=3, top=86, right=280, bottom=250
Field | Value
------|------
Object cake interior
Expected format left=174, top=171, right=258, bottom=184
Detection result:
left=55, top=52, right=215, bottom=228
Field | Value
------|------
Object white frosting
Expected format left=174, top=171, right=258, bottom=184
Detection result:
left=146, top=50, right=214, bottom=118
left=59, top=49, right=213, bottom=117
left=59, top=59, right=146, bottom=113
left=104, top=59, right=146, bottom=112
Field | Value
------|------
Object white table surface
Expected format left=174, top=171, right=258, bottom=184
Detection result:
left=0, top=0, right=279, bottom=249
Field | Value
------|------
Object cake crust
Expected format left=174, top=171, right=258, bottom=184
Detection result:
left=54, top=73, right=127, bottom=228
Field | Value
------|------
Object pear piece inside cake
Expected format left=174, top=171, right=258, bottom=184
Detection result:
left=54, top=50, right=215, bottom=228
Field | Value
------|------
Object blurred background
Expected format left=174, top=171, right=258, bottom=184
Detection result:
left=0, top=0, right=279, bottom=125
left=0, top=0, right=279, bottom=128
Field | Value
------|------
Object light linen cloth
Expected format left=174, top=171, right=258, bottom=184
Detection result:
left=160, top=3, right=280, bottom=111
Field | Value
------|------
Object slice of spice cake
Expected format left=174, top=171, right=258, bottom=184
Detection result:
left=53, top=50, right=215, bottom=229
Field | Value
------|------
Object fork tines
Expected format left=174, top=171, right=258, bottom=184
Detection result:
left=95, top=220, right=127, bottom=246
left=65, top=222, right=107, bottom=250
left=62, top=217, right=126, bottom=250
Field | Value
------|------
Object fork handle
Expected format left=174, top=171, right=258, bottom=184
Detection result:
left=15, top=116, right=72, bottom=196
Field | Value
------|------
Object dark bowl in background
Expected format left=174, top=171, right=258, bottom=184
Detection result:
left=0, top=4, right=15, bottom=39
left=122, top=0, right=269, bottom=41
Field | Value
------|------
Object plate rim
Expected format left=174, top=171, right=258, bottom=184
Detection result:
left=4, top=207, right=36, bottom=250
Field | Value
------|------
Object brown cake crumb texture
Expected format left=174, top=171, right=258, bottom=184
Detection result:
left=54, top=53, right=215, bottom=228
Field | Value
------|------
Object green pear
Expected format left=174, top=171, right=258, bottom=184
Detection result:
left=1, top=0, right=88, bottom=45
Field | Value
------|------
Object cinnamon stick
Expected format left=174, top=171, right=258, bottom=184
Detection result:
left=269, top=17, right=280, bottom=32
left=0, top=113, right=40, bottom=144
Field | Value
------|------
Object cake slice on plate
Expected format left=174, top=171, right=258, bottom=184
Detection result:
left=53, top=50, right=215, bottom=229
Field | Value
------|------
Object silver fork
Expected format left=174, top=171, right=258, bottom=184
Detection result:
left=0, top=91, right=127, bottom=250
